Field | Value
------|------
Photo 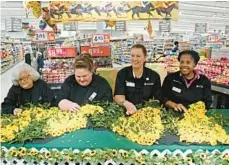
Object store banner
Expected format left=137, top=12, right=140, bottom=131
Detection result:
left=49, top=1, right=179, bottom=22
left=225, top=25, right=229, bottom=35
left=81, top=46, right=110, bottom=57
left=159, top=20, right=171, bottom=32
left=5, top=17, right=22, bottom=32
left=195, top=23, right=207, bottom=33
left=92, top=34, right=110, bottom=44
left=115, top=21, right=126, bottom=31
left=32, top=31, right=56, bottom=42
left=47, top=47, right=76, bottom=57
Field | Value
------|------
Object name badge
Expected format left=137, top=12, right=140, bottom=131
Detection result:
left=126, top=81, right=135, bottom=87
left=144, top=83, right=154, bottom=86
left=89, top=92, right=97, bottom=101
left=196, top=85, right=203, bottom=88
left=172, top=86, right=181, bottom=93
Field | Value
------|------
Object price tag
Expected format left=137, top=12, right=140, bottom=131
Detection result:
left=32, top=31, right=55, bottom=42
left=92, top=34, right=105, bottom=43
left=35, top=32, right=48, bottom=41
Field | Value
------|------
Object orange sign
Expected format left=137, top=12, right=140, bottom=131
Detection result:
left=81, top=46, right=110, bottom=57
left=47, top=47, right=76, bottom=57
left=92, top=34, right=110, bottom=44
left=32, top=31, right=56, bottom=42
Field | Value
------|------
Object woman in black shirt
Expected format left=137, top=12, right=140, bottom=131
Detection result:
left=114, top=44, right=161, bottom=115
left=1, top=64, right=55, bottom=114
left=56, top=54, right=112, bottom=111
left=162, top=50, right=212, bottom=112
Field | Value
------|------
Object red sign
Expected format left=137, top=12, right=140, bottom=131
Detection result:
left=92, top=34, right=110, bottom=44
left=47, top=47, right=76, bottom=57
left=207, top=35, right=220, bottom=43
left=32, top=31, right=55, bottom=42
left=81, top=46, right=110, bottom=57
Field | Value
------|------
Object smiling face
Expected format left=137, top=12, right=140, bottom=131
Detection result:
left=75, top=68, right=93, bottom=87
left=130, top=48, right=147, bottom=69
left=179, top=54, right=196, bottom=76
left=18, top=71, right=34, bottom=89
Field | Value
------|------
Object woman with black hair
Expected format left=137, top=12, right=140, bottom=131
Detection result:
left=162, top=50, right=212, bottom=112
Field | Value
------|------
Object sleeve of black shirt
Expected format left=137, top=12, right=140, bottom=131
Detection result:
left=100, top=79, right=113, bottom=102
left=55, top=79, right=71, bottom=106
left=202, top=77, right=212, bottom=109
left=1, top=86, right=18, bottom=114
left=40, top=80, right=55, bottom=106
left=114, top=69, right=125, bottom=96
left=152, top=73, right=162, bottom=101
left=161, top=75, right=172, bottom=105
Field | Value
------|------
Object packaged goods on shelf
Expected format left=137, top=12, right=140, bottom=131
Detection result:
left=1, top=38, right=23, bottom=74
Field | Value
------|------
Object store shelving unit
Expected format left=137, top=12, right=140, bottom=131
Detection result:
left=1, top=38, right=23, bottom=74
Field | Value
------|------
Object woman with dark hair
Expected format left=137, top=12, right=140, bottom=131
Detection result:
left=114, top=44, right=161, bottom=115
left=162, top=50, right=212, bottom=112
left=56, top=54, right=112, bottom=112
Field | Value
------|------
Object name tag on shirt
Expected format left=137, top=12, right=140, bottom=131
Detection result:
left=89, top=92, right=97, bottom=101
left=172, top=86, right=181, bottom=93
left=126, top=81, right=135, bottom=87
left=144, top=83, right=154, bottom=86
left=196, top=85, right=203, bottom=88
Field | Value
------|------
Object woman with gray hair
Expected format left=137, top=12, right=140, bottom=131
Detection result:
left=1, top=63, right=55, bottom=114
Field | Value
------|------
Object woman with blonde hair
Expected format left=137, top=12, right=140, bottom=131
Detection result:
left=1, top=63, right=55, bottom=114
left=56, top=54, right=112, bottom=111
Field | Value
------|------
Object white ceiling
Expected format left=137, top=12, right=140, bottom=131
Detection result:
left=1, top=1, right=229, bottom=34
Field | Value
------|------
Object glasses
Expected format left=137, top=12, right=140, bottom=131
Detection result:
left=18, top=75, right=30, bottom=83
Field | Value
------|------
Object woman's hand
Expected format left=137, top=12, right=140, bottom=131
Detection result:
left=123, top=101, right=137, bottom=115
left=172, top=103, right=187, bottom=112
left=58, top=99, right=81, bottom=112
left=13, top=108, right=22, bottom=115
left=165, top=101, right=187, bottom=112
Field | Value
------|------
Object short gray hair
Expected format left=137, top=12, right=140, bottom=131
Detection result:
left=12, top=63, right=40, bottom=86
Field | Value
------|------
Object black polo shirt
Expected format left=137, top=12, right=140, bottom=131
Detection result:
left=1, top=79, right=55, bottom=114
left=114, top=66, right=161, bottom=105
left=56, top=74, right=112, bottom=105
left=162, top=71, right=212, bottom=109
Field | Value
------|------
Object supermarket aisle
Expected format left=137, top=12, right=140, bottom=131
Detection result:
left=1, top=61, right=24, bottom=103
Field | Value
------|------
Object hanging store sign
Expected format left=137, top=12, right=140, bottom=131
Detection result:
left=195, top=23, right=207, bottom=33
left=92, top=34, right=110, bottom=44
left=47, top=47, right=76, bottom=57
left=207, top=35, right=220, bottom=43
left=63, top=23, right=78, bottom=31
left=159, top=21, right=171, bottom=32
left=81, top=46, right=110, bottom=57
left=32, top=31, right=56, bottom=42
left=50, top=1, right=179, bottom=23
left=225, top=25, right=229, bottom=35
left=5, top=17, right=22, bottom=32
left=115, top=21, right=126, bottom=31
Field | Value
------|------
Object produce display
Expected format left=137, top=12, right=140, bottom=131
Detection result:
left=41, top=59, right=75, bottom=83
left=196, top=58, right=229, bottom=85
left=177, top=101, right=229, bottom=145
